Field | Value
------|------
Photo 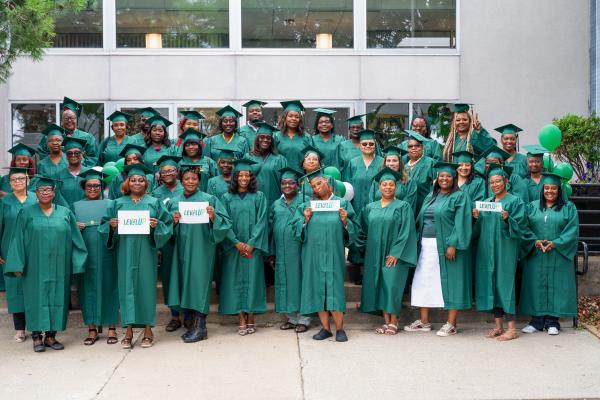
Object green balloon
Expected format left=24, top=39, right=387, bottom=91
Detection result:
left=103, top=165, right=120, bottom=177
left=324, top=166, right=342, bottom=181
left=562, top=183, right=572, bottom=199
left=115, top=158, right=125, bottom=172
left=336, top=180, right=346, bottom=197
left=553, top=162, right=574, bottom=181
left=538, top=124, right=562, bottom=152
left=543, top=154, right=554, bottom=172
left=104, top=161, right=116, bottom=168
left=104, top=174, right=115, bottom=185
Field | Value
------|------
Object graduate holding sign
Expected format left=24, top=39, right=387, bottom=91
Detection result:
left=295, top=174, right=358, bottom=342
left=168, top=164, right=231, bottom=343
left=4, top=176, right=88, bottom=353
left=99, top=163, right=173, bottom=349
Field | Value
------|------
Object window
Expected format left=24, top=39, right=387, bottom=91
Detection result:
left=11, top=104, right=56, bottom=149
left=75, top=103, right=106, bottom=142
left=261, top=106, right=351, bottom=137
left=242, top=0, right=353, bottom=48
left=119, top=106, right=170, bottom=139
left=53, top=0, right=103, bottom=48
left=412, top=102, right=452, bottom=144
left=367, top=0, right=456, bottom=48
left=366, top=102, right=409, bottom=146
left=116, top=0, right=229, bottom=48
left=177, top=107, right=221, bottom=137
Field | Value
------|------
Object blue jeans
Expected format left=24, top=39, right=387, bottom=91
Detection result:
left=529, top=315, right=560, bottom=331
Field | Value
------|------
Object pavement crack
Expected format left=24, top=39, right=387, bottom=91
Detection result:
left=295, top=333, right=306, bottom=400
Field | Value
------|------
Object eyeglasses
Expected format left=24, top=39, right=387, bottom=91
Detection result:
left=62, top=116, right=77, bottom=122
left=10, top=177, right=27, bottom=182
left=85, top=184, right=102, bottom=189
left=66, top=151, right=82, bottom=156
left=36, top=188, right=54, bottom=194
left=48, top=138, right=63, bottom=144
left=161, top=169, right=178, bottom=176
left=407, top=144, right=422, bottom=149
left=361, top=142, right=375, bottom=147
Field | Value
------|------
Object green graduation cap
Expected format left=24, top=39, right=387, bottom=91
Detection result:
left=215, top=148, right=239, bottom=161
left=305, top=167, right=325, bottom=182
left=281, top=100, right=305, bottom=113
left=357, top=129, right=377, bottom=141
left=279, top=166, right=303, bottom=181
left=300, top=145, right=326, bottom=162
left=404, top=129, right=428, bottom=143
left=124, top=163, right=152, bottom=177
left=8, top=167, right=29, bottom=176
left=256, top=122, right=278, bottom=135
left=346, top=113, right=371, bottom=125
left=119, top=143, right=147, bottom=157
left=495, top=124, right=523, bottom=136
left=107, top=111, right=132, bottom=124
left=452, top=150, right=475, bottom=164
left=42, top=123, right=66, bottom=138
left=313, top=108, right=337, bottom=116
left=63, top=137, right=87, bottom=151
left=452, top=103, right=471, bottom=113
left=522, top=144, right=548, bottom=158
left=373, top=167, right=402, bottom=183
left=180, top=110, right=205, bottom=121
left=137, top=107, right=160, bottom=119
left=155, top=155, right=182, bottom=168
left=541, top=172, right=562, bottom=186
left=78, top=168, right=106, bottom=182
left=383, top=145, right=407, bottom=157
left=146, top=114, right=173, bottom=127
left=481, top=144, right=511, bottom=161
left=179, top=164, right=204, bottom=175
left=179, top=128, right=206, bottom=143
left=33, top=175, right=60, bottom=189
left=487, top=163, right=512, bottom=178
left=8, top=143, right=37, bottom=158
left=434, top=161, right=459, bottom=177
left=232, top=157, right=258, bottom=172
left=242, top=100, right=267, bottom=109
left=216, top=105, right=243, bottom=118
left=62, top=96, right=83, bottom=117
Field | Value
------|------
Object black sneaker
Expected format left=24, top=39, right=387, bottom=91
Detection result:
left=335, top=330, right=348, bottom=342
left=312, top=328, right=333, bottom=341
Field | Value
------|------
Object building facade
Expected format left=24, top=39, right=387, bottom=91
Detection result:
left=0, top=0, right=591, bottom=167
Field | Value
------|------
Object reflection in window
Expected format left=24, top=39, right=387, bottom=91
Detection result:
left=242, top=1, right=353, bottom=48
left=75, top=103, right=105, bottom=142
left=11, top=104, right=56, bottom=149
left=53, top=0, right=103, bottom=48
left=261, top=107, right=351, bottom=138
left=366, top=103, right=409, bottom=146
left=412, top=103, right=452, bottom=144
left=367, top=0, right=456, bottom=48
left=120, top=107, right=170, bottom=138
left=116, top=0, right=229, bottom=48
left=177, top=108, right=221, bottom=137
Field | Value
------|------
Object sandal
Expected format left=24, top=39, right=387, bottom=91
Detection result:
left=238, top=325, right=248, bottom=336
left=384, top=324, right=398, bottom=335
left=497, top=329, right=519, bottom=341
left=295, top=324, right=308, bottom=333
left=375, top=324, right=388, bottom=334
left=140, top=336, right=154, bottom=348
left=121, top=336, right=133, bottom=349
left=486, top=328, right=504, bottom=338
left=84, top=329, right=99, bottom=346
left=246, top=323, right=256, bottom=334
left=280, top=322, right=296, bottom=330
left=106, top=328, right=118, bottom=345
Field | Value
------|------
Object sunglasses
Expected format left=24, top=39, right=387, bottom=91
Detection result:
left=361, top=142, right=376, bottom=147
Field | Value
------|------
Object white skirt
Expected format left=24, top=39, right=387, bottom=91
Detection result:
left=411, top=237, right=444, bottom=308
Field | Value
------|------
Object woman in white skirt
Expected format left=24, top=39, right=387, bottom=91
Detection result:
left=404, top=162, right=473, bottom=336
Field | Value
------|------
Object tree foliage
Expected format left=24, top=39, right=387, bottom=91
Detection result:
left=0, top=0, right=86, bottom=83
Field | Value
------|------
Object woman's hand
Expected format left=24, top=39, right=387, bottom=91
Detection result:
left=473, top=113, right=482, bottom=131
left=445, top=246, right=456, bottom=261
left=472, top=209, right=480, bottom=219
left=207, top=206, right=215, bottom=223
left=0, top=256, right=4, bottom=265
left=172, top=212, right=181, bottom=225
left=149, top=217, right=158, bottom=229
left=501, top=210, right=508, bottom=221
left=78, top=222, right=85, bottom=231
left=235, top=242, right=252, bottom=258
left=303, top=207, right=313, bottom=224
left=339, top=208, right=348, bottom=226
left=385, top=255, right=398, bottom=268
left=267, top=255, right=275, bottom=269
left=110, top=218, right=119, bottom=230
left=13, top=272, right=22, bottom=276
left=535, top=240, right=545, bottom=250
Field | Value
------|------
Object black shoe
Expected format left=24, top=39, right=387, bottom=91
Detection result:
left=335, top=329, right=348, bottom=342
left=184, top=313, right=208, bottom=343
left=44, top=336, right=65, bottom=350
left=165, top=319, right=182, bottom=332
left=32, top=335, right=45, bottom=353
left=312, top=328, right=333, bottom=341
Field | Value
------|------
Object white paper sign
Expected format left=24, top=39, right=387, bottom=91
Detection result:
left=179, top=201, right=209, bottom=224
left=118, top=210, right=150, bottom=234
left=310, top=200, right=341, bottom=212
left=475, top=201, right=504, bottom=213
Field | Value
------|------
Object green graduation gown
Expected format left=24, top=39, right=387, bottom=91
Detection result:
left=218, top=191, right=269, bottom=315
left=505, top=152, right=529, bottom=179
left=129, top=132, right=146, bottom=146
left=180, top=156, right=218, bottom=193
left=167, top=190, right=231, bottom=313
left=108, top=172, right=156, bottom=200
left=343, top=155, right=385, bottom=215
left=4, top=204, right=88, bottom=332
left=73, top=199, right=119, bottom=326
left=269, top=195, right=303, bottom=314
left=451, top=128, right=496, bottom=158
left=519, top=201, right=579, bottom=317
left=417, top=191, right=474, bottom=309
left=474, top=193, right=527, bottom=314
left=38, top=129, right=99, bottom=168
left=143, top=144, right=177, bottom=172
left=312, top=134, right=344, bottom=169
left=459, top=175, right=486, bottom=206
left=294, top=196, right=359, bottom=314
left=247, top=152, right=288, bottom=207
left=206, top=175, right=231, bottom=201
left=525, top=176, right=543, bottom=202
left=99, top=136, right=134, bottom=165
left=55, top=167, right=85, bottom=207
left=37, top=155, right=67, bottom=178
left=238, top=124, right=258, bottom=149
left=273, top=131, right=313, bottom=170
left=405, top=156, right=436, bottom=214
left=0, top=193, right=37, bottom=311
left=367, top=178, right=418, bottom=215
left=357, top=199, right=417, bottom=316
left=338, top=140, right=383, bottom=173
left=98, top=195, right=173, bottom=327
left=204, top=133, right=250, bottom=162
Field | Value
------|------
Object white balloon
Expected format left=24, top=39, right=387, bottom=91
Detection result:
left=342, top=182, right=354, bottom=201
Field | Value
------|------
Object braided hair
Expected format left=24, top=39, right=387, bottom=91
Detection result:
left=443, top=112, right=475, bottom=161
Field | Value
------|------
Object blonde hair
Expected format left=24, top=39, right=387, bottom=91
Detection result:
left=381, top=155, right=409, bottom=184
left=443, top=112, right=475, bottom=161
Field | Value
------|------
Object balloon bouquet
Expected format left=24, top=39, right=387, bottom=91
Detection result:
left=323, top=166, right=354, bottom=201
left=538, top=124, right=573, bottom=198
left=101, top=158, right=125, bottom=184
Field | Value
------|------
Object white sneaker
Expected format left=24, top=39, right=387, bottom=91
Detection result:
left=403, top=319, right=432, bottom=332
left=521, top=325, right=538, bottom=334
left=436, top=322, right=457, bottom=337
left=548, top=327, right=559, bottom=335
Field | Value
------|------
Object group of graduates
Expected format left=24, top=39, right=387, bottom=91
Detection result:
left=0, top=97, right=580, bottom=352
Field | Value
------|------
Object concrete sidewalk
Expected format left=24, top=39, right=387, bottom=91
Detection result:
left=1, top=310, right=599, bottom=400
